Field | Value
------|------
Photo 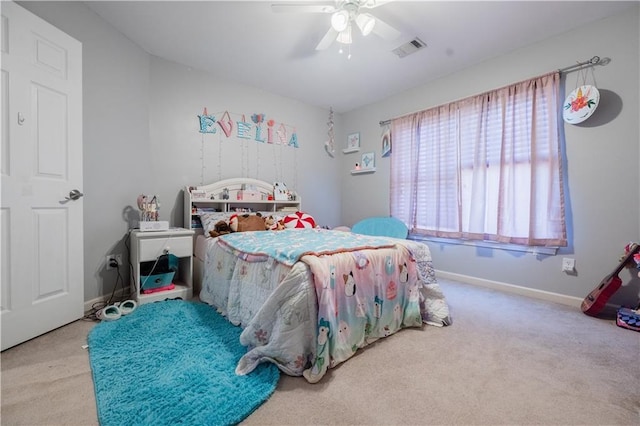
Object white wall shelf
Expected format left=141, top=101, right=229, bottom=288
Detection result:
left=351, top=168, right=376, bottom=174
left=342, top=147, right=360, bottom=154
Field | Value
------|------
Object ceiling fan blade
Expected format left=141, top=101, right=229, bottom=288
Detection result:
left=359, top=0, right=394, bottom=9
left=271, top=2, right=337, bottom=14
left=371, top=15, right=401, bottom=40
left=315, top=27, right=338, bottom=50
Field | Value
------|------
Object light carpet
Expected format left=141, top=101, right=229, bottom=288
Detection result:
left=87, top=299, right=280, bottom=426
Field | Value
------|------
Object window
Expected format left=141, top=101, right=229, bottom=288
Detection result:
left=390, top=72, right=567, bottom=248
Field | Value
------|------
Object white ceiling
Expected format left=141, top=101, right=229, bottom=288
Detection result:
left=84, top=1, right=634, bottom=113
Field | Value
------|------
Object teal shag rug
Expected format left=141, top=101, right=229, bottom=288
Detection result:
left=87, top=300, right=280, bottom=426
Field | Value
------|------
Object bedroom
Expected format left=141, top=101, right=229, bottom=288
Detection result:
left=7, top=0, right=638, bottom=313
left=1, top=0, right=639, bottom=424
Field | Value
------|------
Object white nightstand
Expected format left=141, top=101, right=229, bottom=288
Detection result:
left=130, top=228, right=195, bottom=305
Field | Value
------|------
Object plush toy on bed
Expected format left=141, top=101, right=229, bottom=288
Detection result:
left=208, top=220, right=232, bottom=238
left=282, top=211, right=316, bottom=229
left=265, top=215, right=285, bottom=231
left=229, top=213, right=267, bottom=232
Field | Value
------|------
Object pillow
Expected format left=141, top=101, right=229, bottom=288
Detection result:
left=282, top=211, right=316, bottom=229
left=351, top=217, right=408, bottom=239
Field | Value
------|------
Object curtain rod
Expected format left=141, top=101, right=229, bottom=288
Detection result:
left=379, top=55, right=609, bottom=126
left=557, top=55, right=606, bottom=73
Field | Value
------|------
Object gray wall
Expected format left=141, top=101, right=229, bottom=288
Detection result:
left=340, top=5, right=640, bottom=305
left=20, top=2, right=640, bottom=307
left=147, top=57, right=341, bottom=231
left=19, top=1, right=341, bottom=302
left=18, top=1, right=153, bottom=302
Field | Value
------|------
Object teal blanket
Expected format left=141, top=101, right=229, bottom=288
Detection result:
left=218, top=228, right=396, bottom=266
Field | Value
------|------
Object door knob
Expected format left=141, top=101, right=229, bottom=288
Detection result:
left=66, top=189, right=84, bottom=201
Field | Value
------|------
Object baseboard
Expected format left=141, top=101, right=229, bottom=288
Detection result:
left=84, top=271, right=609, bottom=314
left=435, top=270, right=584, bottom=308
left=84, top=286, right=132, bottom=314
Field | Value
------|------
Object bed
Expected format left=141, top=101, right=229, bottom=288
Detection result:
left=185, top=180, right=451, bottom=383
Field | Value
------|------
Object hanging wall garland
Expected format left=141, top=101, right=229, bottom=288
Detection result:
left=324, top=107, right=335, bottom=157
left=251, top=114, right=265, bottom=178
left=197, top=108, right=299, bottom=185
left=200, top=133, right=206, bottom=185
left=198, top=109, right=299, bottom=148
left=217, top=130, right=222, bottom=182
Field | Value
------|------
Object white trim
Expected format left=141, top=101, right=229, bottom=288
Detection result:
left=413, top=235, right=558, bottom=256
left=435, top=270, right=583, bottom=308
left=84, top=286, right=132, bottom=315
left=436, top=270, right=625, bottom=314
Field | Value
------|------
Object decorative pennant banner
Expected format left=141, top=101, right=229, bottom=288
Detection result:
left=198, top=108, right=216, bottom=134
left=198, top=108, right=299, bottom=148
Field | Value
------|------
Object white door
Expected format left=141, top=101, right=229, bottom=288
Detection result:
left=1, top=1, right=83, bottom=351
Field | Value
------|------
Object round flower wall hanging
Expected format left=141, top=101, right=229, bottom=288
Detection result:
left=563, top=85, right=600, bottom=124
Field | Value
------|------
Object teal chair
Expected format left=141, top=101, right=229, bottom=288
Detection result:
left=351, top=217, right=408, bottom=239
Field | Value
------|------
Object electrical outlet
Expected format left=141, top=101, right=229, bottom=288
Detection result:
left=562, top=257, right=575, bottom=272
left=106, top=254, right=122, bottom=270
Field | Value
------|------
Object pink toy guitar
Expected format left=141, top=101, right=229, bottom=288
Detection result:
left=581, top=243, right=639, bottom=316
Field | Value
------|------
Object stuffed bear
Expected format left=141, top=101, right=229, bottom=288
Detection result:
left=229, top=213, right=267, bottom=232
left=209, top=220, right=232, bottom=238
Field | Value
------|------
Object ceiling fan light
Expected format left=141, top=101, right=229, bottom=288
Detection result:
left=331, top=10, right=349, bottom=32
left=336, top=25, right=352, bottom=44
left=355, top=13, right=376, bottom=36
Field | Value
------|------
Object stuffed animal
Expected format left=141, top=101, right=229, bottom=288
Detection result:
left=229, top=213, right=267, bottom=232
left=209, top=220, right=232, bottom=238
left=264, top=215, right=275, bottom=230
left=265, top=215, right=285, bottom=231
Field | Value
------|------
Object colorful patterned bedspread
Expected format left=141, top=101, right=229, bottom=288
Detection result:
left=199, top=230, right=451, bottom=383
left=299, top=240, right=448, bottom=383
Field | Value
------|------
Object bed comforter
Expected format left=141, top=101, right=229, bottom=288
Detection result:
left=199, top=228, right=451, bottom=383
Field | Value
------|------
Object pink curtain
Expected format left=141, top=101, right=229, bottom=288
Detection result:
left=390, top=72, right=566, bottom=247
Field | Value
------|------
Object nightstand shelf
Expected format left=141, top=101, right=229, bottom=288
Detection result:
left=130, top=228, right=195, bottom=304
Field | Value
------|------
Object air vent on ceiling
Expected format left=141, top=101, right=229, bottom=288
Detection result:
left=392, top=37, right=427, bottom=58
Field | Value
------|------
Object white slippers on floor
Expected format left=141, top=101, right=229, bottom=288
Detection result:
left=117, top=300, right=137, bottom=315
left=97, top=300, right=138, bottom=321
left=96, top=305, right=122, bottom=321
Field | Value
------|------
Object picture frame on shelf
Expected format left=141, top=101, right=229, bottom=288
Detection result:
left=361, top=151, right=375, bottom=170
left=190, top=188, right=207, bottom=200
left=347, top=132, right=360, bottom=150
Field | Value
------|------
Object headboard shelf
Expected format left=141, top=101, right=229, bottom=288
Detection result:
left=183, top=178, right=301, bottom=231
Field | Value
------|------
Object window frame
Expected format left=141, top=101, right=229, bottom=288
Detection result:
left=390, top=72, right=567, bottom=250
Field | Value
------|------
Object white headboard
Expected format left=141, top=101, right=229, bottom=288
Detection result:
left=192, top=178, right=276, bottom=199
left=183, top=178, right=301, bottom=231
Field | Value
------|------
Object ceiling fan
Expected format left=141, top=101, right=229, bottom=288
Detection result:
left=271, top=1, right=401, bottom=51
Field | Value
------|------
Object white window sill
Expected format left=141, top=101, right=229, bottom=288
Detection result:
left=409, top=235, right=559, bottom=256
